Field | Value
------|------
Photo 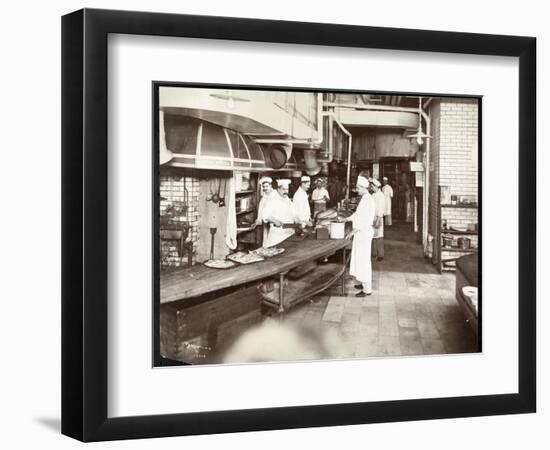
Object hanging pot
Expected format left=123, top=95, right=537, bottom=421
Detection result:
left=212, top=178, right=221, bottom=204
left=303, top=148, right=321, bottom=176
left=265, top=144, right=289, bottom=169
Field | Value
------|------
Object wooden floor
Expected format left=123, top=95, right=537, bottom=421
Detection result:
left=185, top=223, right=478, bottom=364
left=275, top=223, right=478, bottom=359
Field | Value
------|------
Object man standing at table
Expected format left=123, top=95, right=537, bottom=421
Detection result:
left=292, top=175, right=312, bottom=227
left=381, top=176, right=394, bottom=226
left=262, top=179, right=296, bottom=248
left=255, top=176, right=277, bottom=244
left=342, top=175, right=375, bottom=297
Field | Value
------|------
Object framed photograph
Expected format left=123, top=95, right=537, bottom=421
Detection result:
left=62, top=8, right=536, bottom=442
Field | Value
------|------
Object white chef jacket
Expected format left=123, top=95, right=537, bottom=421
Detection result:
left=257, top=190, right=277, bottom=223
left=262, top=194, right=296, bottom=248
left=372, top=190, right=386, bottom=239
left=381, top=184, right=393, bottom=216
left=292, top=187, right=311, bottom=224
left=348, top=192, right=375, bottom=286
left=257, top=190, right=277, bottom=244
left=311, top=187, right=330, bottom=201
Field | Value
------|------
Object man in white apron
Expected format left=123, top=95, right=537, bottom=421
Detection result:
left=342, top=175, right=375, bottom=297
left=255, top=176, right=277, bottom=245
left=381, top=176, right=393, bottom=226
left=292, top=175, right=312, bottom=227
left=262, top=179, right=296, bottom=248
left=370, top=178, right=385, bottom=261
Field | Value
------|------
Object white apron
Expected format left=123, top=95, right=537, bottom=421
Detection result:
left=372, top=190, right=386, bottom=239
left=263, top=195, right=295, bottom=248
left=381, top=184, right=393, bottom=216
left=292, top=187, right=311, bottom=224
left=257, top=190, right=277, bottom=244
left=349, top=193, right=375, bottom=285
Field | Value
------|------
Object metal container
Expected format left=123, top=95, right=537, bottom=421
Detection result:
left=316, top=227, right=330, bottom=240
left=329, top=221, right=345, bottom=239
left=313, top=199, right=327, bottom=214
left=457, top=237, right=471, bottom=249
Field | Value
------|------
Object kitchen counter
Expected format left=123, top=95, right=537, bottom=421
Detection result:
left=160, top=235, right=351, bottom=304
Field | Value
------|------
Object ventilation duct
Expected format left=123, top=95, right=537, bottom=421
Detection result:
left=163, top=114, right=298, bottom=172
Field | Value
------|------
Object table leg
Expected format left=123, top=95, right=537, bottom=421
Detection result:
left=341, top=248, right=347, bottom=296
left=278, top=271, right=288, bottom=313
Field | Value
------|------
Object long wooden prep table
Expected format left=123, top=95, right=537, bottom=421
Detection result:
left=160, top=236, right=351, bottom=305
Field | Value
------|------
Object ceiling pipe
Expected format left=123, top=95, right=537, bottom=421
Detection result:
left=423, top=97, right=433, bottom=109
left=323, top=101, right=419, bottom=114
left=252, top=93, right=324, bottom=146
left=323, top=112, right=353, bottom=199
left=325, top=100, right=432, bottom=253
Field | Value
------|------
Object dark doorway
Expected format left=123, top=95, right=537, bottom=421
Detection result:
left=380, top=158, right=415, bottom=226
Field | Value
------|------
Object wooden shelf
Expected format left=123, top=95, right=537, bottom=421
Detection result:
left=441, top=247, right=478, bottom=253
left=236, top=208, right=255, bottom=215
left=236, top=190, right=255, bottom=195
left=441, top=230, right=478, bottom=235
left=441, top=204, right=478, bottom=209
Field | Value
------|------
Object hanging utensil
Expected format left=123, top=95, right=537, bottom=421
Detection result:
left=206, top=178, right=214, bottom=202
left=212, top=177, right=221, bottom=204
left=218, top=177, right=227, bottom=207
left=209, top=227, right=217, bottom=260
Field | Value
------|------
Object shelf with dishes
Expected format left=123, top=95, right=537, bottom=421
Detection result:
left=441, top=204, right=478, bottom=209
left=236, top=208, right=256, bottom=215
left=440, top=229, right=477, bottom=235
left=234, top=171, right=259, bottom=249
left=440, top=247, right=478, bottom=253
left=437, top=187, right=479, bottom=273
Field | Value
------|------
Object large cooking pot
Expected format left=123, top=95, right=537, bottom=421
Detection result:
left=329, top=221, right=346, bottom=239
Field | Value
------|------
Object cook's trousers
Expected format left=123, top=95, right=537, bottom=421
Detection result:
left=372, top=237, right=384, bottom=259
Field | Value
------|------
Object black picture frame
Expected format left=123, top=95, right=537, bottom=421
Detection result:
left=62, top=8, right=536, bottom=442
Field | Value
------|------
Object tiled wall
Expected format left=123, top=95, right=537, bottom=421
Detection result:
left=438, top=98, right=479, bottom=201
left=428, top=98, right=480, bottom=262
left=159, top=169, right=200, bottom=268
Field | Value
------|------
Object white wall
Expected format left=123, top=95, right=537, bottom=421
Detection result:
left=0, top=1, right=546, bottom=449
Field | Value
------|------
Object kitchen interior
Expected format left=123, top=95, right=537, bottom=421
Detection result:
left=158, top=87, right=480, bottom=365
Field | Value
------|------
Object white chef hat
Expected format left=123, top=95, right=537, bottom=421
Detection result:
left=259, top=176, right=273, bottom=185
left=300, top=175, right=310, bottom=183
left=371, top=178, right=381, bottom=187
left=277, top=179, right=291, bottom=188
left=357, top=175, right=370, bottom=188
left=382, top=176, right=388, bottom=181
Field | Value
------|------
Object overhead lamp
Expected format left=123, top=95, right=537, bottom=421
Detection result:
left=407, top=97, right=432, bottom=146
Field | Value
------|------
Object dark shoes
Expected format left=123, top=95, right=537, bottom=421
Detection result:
left=355, top=291, right=372, bottom=297
left=354, top=284, right=363, bottom=289
left=377, top=257, right=384, bottom=261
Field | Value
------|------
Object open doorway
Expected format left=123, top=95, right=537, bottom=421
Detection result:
left=380, top=158, right=415, bottom=224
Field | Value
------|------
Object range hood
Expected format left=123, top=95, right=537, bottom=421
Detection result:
left=163, top=114, right=298, bottom=172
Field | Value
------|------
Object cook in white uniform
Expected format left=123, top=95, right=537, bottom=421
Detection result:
left=370, top=178, right=385, bottom=261
left=342, top=175, right=375, bottom=297
left=292, top=175, right=312, bottom=227
left=255, top=176, right=278, bottom=244
left=262, top=179, right=296, bottom=248
left=381, top=176, right=394, bottom=226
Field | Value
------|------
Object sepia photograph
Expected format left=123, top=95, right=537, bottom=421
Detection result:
left=155, top=85, right=481, bottom=366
